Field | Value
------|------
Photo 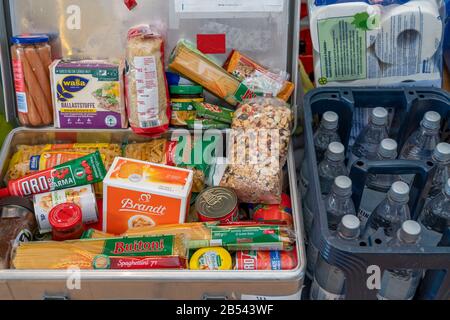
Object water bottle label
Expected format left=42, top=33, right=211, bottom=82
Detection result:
left=310, top=280, right=345, bottom=300
left=358, top=187, right=386, bottom=229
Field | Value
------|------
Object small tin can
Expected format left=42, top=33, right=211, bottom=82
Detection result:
left=196, top=187, right=239, bottom=223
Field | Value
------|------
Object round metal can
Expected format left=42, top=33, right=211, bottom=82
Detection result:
left=235, top=247, right=298, bottom=270
left=196, top=187, right=239, bottom=223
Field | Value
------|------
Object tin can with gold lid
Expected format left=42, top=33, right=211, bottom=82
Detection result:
left=196, top=187, right=239, bottom=223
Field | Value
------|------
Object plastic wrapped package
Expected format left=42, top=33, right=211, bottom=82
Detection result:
left=83, top=222, right=296, bottom=251
left=12, top=234, right=188, bottom=270
left=11, top=34, right=53, bottom=127
left=219, top=98, right=293, bottom=204
left=169, top=40, right=244, bottom=106
left=125, top=25, right=170, bottom=135
left=223, top=50, right=295, bottom=101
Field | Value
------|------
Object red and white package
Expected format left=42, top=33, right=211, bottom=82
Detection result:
left=125, top=25, right=171, bottom=136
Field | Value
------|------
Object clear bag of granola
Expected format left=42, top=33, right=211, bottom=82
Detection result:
left=219, top=97, right=293, bottom=204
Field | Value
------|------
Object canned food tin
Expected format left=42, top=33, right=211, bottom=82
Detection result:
left=33, top=185, right=98, bottom=233
left=196, top=187, right=239, bottom=223
left=235, top=247, right=298, bottom=270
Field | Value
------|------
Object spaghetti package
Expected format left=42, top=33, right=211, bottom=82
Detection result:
left=84, top=222, right=296, bottom=251
left=170, top=40, right=255, bottom=107
left=12, top=234, right=188, bottom=270
left=125, top=25, right=170, bottom=135
left=223, top=50, right=295, bottom=101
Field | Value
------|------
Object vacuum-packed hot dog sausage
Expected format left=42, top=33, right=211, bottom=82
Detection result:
left=24, top=82, right=43, bottom=126
left=36, top=45, right=52, bottom=77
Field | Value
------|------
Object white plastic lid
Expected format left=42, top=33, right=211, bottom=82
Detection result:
left=327, top=142, right=345, bottom=161
left=422, top=111, right=441, bottom=130
left=433, top=143, right=450, bottom=163
left=333, top=176, right=352, bottom=196
left=371, top=107, right=389, bottom=126
left=399, top=220, right=421, bottom=243
left=322, top=111, right=339, bottom=130
left=338, top=215, right=361, bottom=239
left=378, top=139, right=398, bottom=159
left=389, top=181, right=410, bottom=203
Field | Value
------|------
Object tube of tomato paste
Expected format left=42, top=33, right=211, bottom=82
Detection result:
left=0, top=151, right=106, bottom=198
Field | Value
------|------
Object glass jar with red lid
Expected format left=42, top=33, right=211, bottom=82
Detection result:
left=48, top=203, right=84, bottom=241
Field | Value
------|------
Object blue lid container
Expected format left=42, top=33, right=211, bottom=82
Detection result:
left=11, top=34, right=49, bottom=44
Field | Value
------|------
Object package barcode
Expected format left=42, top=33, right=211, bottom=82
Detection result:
left=140, top=120, right=161, bottom=128
left=16, top=92, right=28, bottom=113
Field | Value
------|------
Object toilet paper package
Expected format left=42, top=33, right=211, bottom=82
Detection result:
left=310, top=0, right=447, bottom=87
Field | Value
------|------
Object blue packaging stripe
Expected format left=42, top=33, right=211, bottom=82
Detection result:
left=270, top=251, right=282, bottom=270
left=29, top=155, right=40, bottom=171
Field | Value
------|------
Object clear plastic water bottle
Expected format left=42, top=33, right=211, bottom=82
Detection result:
left=306, top=176, right=356, bottom=278
left=348, top=107, right=389, bottom=170
left=400, top=111, right=442, bottom=161
left=428, top=143, right=450, bottom=199
left=326, top=176, right=356, bottom=231
left=300, top=111, right=341, bottom=197
left=358, top=139, right=400, bottom=229
left=318, top=142, right=348, bottom=196
left=419, top=178, right=450, bottom=246
left=364, top=181, right=411, bottom=244
left=377, top=221, right=423, bottom=300
left=310, top=215, right=361, bottom=300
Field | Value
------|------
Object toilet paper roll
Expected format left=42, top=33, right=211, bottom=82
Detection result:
left=310, top=2, right=381, bottom=52
left=373, top=0, right=443, bottom=65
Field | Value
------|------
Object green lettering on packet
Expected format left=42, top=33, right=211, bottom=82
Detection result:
left=193, top=102, right=234, bottom=124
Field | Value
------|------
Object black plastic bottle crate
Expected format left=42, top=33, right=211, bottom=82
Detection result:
left=302, top=87, right=450, bottom=300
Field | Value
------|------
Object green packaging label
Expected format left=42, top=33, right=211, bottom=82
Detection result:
left=209, top=226, right=283, bottom=250
left=317, top=15, right=368, bottom=83
left=233, top=83, right=263, bottom=102
left=186, top=119, right=230, bottom=130
left=102, top=235, right=175, bottom=257
left=193, top=102, right=234, bottom=124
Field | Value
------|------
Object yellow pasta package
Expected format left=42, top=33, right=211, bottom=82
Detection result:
left=13, top=234, right=188, bottom=270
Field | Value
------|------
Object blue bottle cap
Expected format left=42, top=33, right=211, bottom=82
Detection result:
left=11, top=34, right=49, bottom=45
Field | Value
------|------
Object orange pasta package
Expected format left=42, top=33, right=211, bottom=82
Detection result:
left=103, top=157, right=194, bottom=235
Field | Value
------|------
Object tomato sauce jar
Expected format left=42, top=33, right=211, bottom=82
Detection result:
left=48, top=203, right=84, bottom=241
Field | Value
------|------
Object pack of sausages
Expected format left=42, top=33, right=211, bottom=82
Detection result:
left=11, top=34, right=54, bottom=127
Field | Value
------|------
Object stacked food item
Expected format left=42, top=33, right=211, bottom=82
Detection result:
left=2, top=24, right=298, bottom=272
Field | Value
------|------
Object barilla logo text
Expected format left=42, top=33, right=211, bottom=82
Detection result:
left=19, top=167, right=76, bottom=196
left=113, top=239, right=165, bottom=255
left=119, top=193, right=166, bottom=216
left=57, top=76, right=89, bottom=102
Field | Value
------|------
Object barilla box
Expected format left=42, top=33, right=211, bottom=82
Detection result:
left=103, top=157, right=194, bottom=235
left=50, top=59, right=128, bottom=129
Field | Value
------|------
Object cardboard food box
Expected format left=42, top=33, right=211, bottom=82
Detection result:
left=50, top=59, right=128, bottom=129
left=103, top=157, right=193, bottom=235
